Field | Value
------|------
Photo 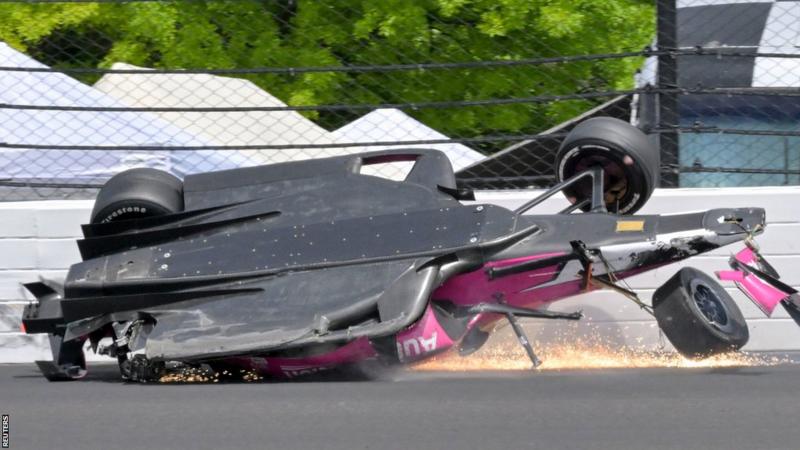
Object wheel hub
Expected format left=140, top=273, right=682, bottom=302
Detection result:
left=692, top=284, right=729, bottom=327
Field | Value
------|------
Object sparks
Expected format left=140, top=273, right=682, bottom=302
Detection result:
left=412, top=338, right=790, bottom=372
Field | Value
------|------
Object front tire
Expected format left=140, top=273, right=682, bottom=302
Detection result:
left=653, top=267, right=749, bottom=358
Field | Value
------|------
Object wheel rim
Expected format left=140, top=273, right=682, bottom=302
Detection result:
left=558, top=144, right=645, bottom=214
left=692, top=283, right=729, bottom=328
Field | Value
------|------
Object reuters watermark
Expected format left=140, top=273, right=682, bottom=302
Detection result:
left=1, top=414, right=8, bottom=448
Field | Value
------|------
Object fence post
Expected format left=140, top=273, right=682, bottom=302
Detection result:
left=657, top=0, right=679, bottom=187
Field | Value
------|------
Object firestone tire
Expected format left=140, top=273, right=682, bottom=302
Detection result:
left=90, top=168, right=184, bottom=224
left=555, top=117, right=659, bottom=215
left=653, top=267, right=749, bottom=359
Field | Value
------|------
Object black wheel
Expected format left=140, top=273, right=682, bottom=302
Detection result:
left=555, top=117, right=658, bottom=215
left=653, top=267, right=749, bottom=359
left=91, top=168, right=184, bottom=224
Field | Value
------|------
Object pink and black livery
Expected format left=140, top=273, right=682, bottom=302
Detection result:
left=20, top=118, right=798, bottom=381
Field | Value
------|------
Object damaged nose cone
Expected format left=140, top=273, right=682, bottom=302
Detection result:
left=705, top=208, right=766, bottom=236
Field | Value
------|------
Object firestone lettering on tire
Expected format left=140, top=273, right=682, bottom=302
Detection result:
left=101, top=206, right=148, bottom=223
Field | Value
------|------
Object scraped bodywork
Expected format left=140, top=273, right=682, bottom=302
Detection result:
left=19, top=149, right=795, bottom=381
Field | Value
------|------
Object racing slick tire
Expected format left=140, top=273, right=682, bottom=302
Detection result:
left=90, top=168, right=184, bottom=224
left=653, top=267, right=749, bottom=358
left=555, top=117, right=658, bottom=215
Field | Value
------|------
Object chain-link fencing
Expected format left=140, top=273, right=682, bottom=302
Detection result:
left=0, top=0, right=797, bottom=200
left=640, top=0, right=800, bottom=187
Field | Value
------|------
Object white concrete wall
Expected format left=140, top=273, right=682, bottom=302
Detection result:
left=0, top=200, right=91, bottom=362
left=1, top=187, right=798, bottom=362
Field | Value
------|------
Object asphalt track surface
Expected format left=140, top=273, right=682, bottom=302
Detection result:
left=2, top=362, right=800, bottom=450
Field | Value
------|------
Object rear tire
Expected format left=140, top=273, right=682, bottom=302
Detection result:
left=90, top=168, right=184, bottom=224
left=653, top=267, right=749, bottom=358
left=555, top=117, right=658, bottom=215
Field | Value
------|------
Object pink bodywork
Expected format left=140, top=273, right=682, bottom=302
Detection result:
left=225, top=252, right=591, bottom=378
left=226, top=305, right=457, bottom=378
left=226, top=245, right=793, bottom=379
left=226, top=336, right=378, bottom=379
left=433, top=253, right=568, bottom=307
left=716, top=247, right=790, bottom=316
left=433, top=252, right=585, bottom=331
left=394, top=305, right=456, bottom=363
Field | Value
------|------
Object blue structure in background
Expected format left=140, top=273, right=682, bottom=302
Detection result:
left=637, top=0, right=800, bottom=188
left=678, top=96, right=800, bottom=187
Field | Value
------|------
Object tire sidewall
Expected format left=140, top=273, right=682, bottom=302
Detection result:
left=92, top=200, right=175, bottom=224
left=557, top=138, right=653, bottom=214
left=90, top=168, right=184, bottom=224
left=555, top=117, right=658, bottom=215
left=653, top=267, right=750, bottom=358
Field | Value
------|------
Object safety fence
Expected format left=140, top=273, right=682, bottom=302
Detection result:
left=0, top=0, right=797, bottom=200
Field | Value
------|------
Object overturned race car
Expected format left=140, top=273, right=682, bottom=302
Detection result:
left=21, top=118, right=800, bottom=382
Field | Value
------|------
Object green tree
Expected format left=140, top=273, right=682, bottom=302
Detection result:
left=0, top=0, right=654, bottom=143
